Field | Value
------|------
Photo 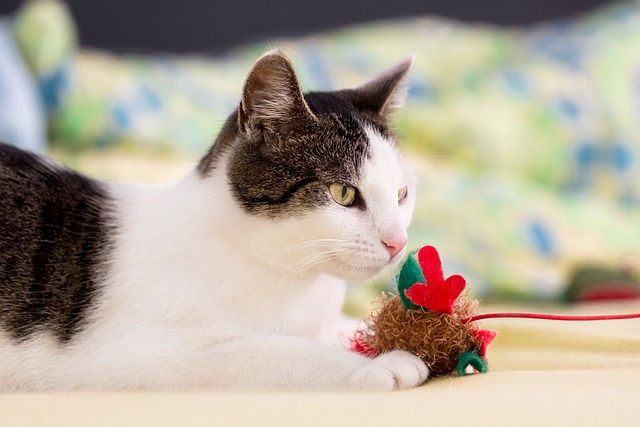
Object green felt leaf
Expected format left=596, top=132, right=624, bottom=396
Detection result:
left=456, top=351, right=489, bottom=376
left=397, top=250, right=425, bottom=310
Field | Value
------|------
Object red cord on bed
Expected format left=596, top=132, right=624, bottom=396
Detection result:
left=465, top=312, right=640, bottom=323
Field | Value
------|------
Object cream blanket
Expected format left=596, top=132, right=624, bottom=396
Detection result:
left=1, top=300, right=638, bottom=426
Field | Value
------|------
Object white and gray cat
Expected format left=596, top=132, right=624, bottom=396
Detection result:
left=0, top=51, right=428, bottom=391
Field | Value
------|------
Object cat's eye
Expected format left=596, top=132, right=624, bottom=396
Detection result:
left=398, top=186, right=408, bottom=203
left=329, top=183, right=357, bottom=206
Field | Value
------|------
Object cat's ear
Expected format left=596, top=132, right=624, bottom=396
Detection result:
left=238, top=51, right=316, bottom=135
left=347, top=54, right=415, bottom=116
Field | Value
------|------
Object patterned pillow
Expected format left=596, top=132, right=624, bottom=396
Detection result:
left=16, top=0, right=639, bottom=302
left=0, top=19, right=46, bottom=153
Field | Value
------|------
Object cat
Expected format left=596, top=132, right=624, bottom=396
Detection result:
left=0, top=51, right=428, bottom=391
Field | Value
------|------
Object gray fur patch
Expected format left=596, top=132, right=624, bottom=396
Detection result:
left=227, top=91, right=376, bottom=217
left=0, top=143, right=114, bottom=343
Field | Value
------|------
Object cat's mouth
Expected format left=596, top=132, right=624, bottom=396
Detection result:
left=389, top=248, right=407, bottom=265
left=335, top=255, right=401, bottom=282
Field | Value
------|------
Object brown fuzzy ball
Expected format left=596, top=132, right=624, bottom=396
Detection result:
left=357, top=293, right=482, bottom=378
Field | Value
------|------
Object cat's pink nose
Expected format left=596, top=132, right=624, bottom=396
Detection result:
left=383, top=237, right=407, bottom=258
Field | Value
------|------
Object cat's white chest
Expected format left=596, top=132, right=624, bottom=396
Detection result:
left=186, top=273, right=347, bottom=340
left=114, top=178, right=347, bottom=333
left=267, top=274, right=347, bottom=339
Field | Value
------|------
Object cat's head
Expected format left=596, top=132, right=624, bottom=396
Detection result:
left=199, top=51, right=416, bottom=282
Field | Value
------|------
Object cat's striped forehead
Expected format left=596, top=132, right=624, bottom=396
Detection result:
left=207, top=51, right=414, bottom=218
left=304, top=91, right=394, bottom=142
left=225, top=91, right=398, bottom=217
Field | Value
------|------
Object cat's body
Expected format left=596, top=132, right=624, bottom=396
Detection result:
left=0, top=52, right=428, bottom=391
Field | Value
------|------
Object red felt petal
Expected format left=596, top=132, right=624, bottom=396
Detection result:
left=349, top=333, right=379, bottom=357
left=406, top=283, right=455, bottom=314
left=444, top=274, right=466, bottom=301
left=417, top=246, right=444, bottom=287
left=473, top=329, right=498, bottom=357
left=407, top=245, right=469, bottom=314
left=405, top=283, right=430, bottom=308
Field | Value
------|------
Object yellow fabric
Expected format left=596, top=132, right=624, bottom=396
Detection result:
left=1, top=300, right=638, bottom=426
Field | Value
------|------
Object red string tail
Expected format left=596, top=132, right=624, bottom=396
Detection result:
left=465, top=312, right=640, bottom=324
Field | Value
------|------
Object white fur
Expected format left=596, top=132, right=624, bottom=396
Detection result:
left=0, top=127, right=425, bottom=391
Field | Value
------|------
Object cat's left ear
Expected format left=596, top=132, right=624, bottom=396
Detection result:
left=346, top=54, right=415, bottom=116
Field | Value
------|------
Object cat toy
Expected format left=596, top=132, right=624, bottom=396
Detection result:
left=351, top=245, right=640, bottom=378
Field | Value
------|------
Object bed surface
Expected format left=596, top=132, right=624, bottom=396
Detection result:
left=2, top=300, right=638, bottom=426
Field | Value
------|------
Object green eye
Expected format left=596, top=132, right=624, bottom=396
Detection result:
left=398, top=186, right=408, bottom=203
left=329, top=183, right=357, bottom=206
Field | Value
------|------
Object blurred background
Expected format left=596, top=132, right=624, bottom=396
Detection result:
left=0, top=0, right=610, bottom=54
left=1, top=0, right=639, bottom=311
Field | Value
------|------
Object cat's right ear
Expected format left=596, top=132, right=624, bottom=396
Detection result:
left=347, top=54, right=415, bottom=116
left=238, top=51, right=316, bottom=136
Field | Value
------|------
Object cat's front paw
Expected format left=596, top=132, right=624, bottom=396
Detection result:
left=349, top=350, right=429, bottom=391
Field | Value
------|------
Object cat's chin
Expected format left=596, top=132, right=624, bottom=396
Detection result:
left=329, top=261, right=391, bottom=283
left=328, top=249, right=407, bottom=282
